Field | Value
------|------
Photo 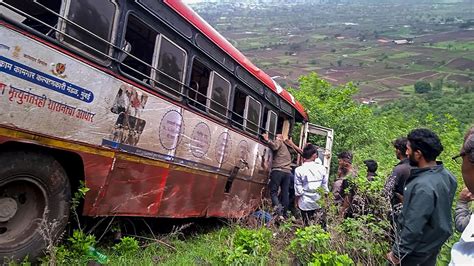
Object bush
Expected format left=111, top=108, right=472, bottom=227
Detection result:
left=414, top=80, right=432, bottom=93
left=289, top=225, right=355, bottom=265
left=69, top=230, right=97, bottom=256
left=310, top=252, right=354, bottom=266
left=289, top=225, right=330, bottom=263
left=224, top=227, right=272, bottom=265
left=113, top=236, right=140, bottom=255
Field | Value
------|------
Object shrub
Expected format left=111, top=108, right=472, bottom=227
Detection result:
left=113, top=236, right=140, bottom=255
left=68, top=230, right=97, bottom=256
left=334, top=215, right=389, bottom=264
left=309, top=252, right=354, bottom=266
left=233, top=228, right=271, bottom=256
left=289, top=225, right=355, bottom=265
left=414, top=80, right=432, bottom=93
left=289, top=225, right=330, bottom=263
left=224, top=227, right=272, bottom=265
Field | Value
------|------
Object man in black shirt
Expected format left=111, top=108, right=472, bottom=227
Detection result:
left=364, top=159, right=378, bottom=181
left=384, top=137, right=411, bottom=215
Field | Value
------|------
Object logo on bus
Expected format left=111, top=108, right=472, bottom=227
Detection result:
left=12, top=46, right=21, bottom=58
left=159, top=110, right=184, bottom=150
left=190, top=122, right=211, bottom=158
left=215, top=132, right=232, bottom=164
left=237, top=140, right=249, bottom=162
left=51, top=62, right=67, bottom=78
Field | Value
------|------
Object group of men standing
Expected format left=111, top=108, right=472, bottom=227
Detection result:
left=262, top=131, right=328, bottom=225
left=386, top=129, right=457, bottom=265
left=263, top=127, right=474, bottom=265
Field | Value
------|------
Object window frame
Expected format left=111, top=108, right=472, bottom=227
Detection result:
left=118, top=11, right=158, bottom=86
left=187, top=56, right=212, bottom=112
left=151, top=34, right=188, bottom=100
left=135, top=0, right=193, bottom=39
left=206, top=71, right=231, bottom=120
left=243, top=95, right=262, bottom=136
left=195, top=33, right=235, bottom=72
left=57, top=0, right=120, bottom=65
left=265, top=110, right=278, bottom=139
left=265, top=88, right=280, bottom=108
left=235, top=66, right=264, bottom=95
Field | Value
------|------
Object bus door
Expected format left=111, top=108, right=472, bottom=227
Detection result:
left=298, top=123, right=334, bottom=178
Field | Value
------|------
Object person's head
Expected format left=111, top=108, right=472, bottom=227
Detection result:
left=456, top=126, right=474, bottom=192
left=337, top=151, right=353, bottom=175
left=338, top=151, right=353, bottom=164
left=392, top=137, right=408, bottom=160
left=364, top=159, right=378, bottom=173
left=406, top=128, right=443, bottom=167
left=314, top=146, right=320, bottom=159
left=302, top=143, right=318, bottom=161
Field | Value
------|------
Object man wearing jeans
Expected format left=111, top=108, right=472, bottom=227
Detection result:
left=262, top=131, right=293, bottom=217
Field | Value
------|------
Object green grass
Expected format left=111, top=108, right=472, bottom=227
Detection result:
left=399, top=84, right=414, bottom=93
left=309, top=34, right=328, bottom=41
left=405, top=63, right=434, bottom=72
left=104, top=227, right=232, bottom=266
left=429, top=41, right=474, bottom=51
left=463, top=54, right=474, bottom=61
left=276, top=56, right=298, bottom=65
left=234, top=35, right=281, bottom=51
left=350, top=48, right=380, bottom=58
left=388, top=52, right=420, bottom=59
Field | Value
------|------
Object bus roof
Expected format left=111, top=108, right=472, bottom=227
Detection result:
left=164, top=0, right=308, bottom=121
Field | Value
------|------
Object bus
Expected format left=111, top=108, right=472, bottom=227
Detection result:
left=0, top=0, right=333, bottom=261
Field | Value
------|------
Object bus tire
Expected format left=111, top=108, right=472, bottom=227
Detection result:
left=0, top=151, right=71, bottom=263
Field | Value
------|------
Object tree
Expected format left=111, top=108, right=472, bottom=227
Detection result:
left=285, top=72, right=466, bottom=265
left=432, top=79, right=443, bottom=92
left=414, top=80, right=432, bottom=94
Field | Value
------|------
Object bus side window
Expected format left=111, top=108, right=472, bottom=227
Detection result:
left=151, top=35, right=187, bottom=99
left=4, top=0, right=62, bottom=36
left=188, top=59, right=211, bottom=111
left=207, top=72, right=230, bottom=120
left=231, top=89, right=247, bottom=129
left=244, top=96, right=261, bottom=136
left=121, top=15, right=157, bottom=83
left=62, top=0, right=117, bottom=60
left=262, top=108, right=277, bottom=140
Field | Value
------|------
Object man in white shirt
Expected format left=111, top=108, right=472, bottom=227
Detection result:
left=294, top=144, right=329, bottom=226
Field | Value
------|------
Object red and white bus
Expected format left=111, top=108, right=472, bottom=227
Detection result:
left=0, top=0, right=333, bottom=261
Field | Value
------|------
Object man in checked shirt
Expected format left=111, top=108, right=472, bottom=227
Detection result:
left=294, top=143, right=329, bottom=226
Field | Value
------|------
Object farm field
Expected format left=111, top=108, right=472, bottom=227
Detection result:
left=192, top=0, right=474, bottom=104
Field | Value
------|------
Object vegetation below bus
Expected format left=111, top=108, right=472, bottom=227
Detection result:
left=12, top=73, right=468, bottom=266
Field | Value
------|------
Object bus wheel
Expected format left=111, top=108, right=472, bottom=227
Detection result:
left=0, top=151, right=71, bottom=263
